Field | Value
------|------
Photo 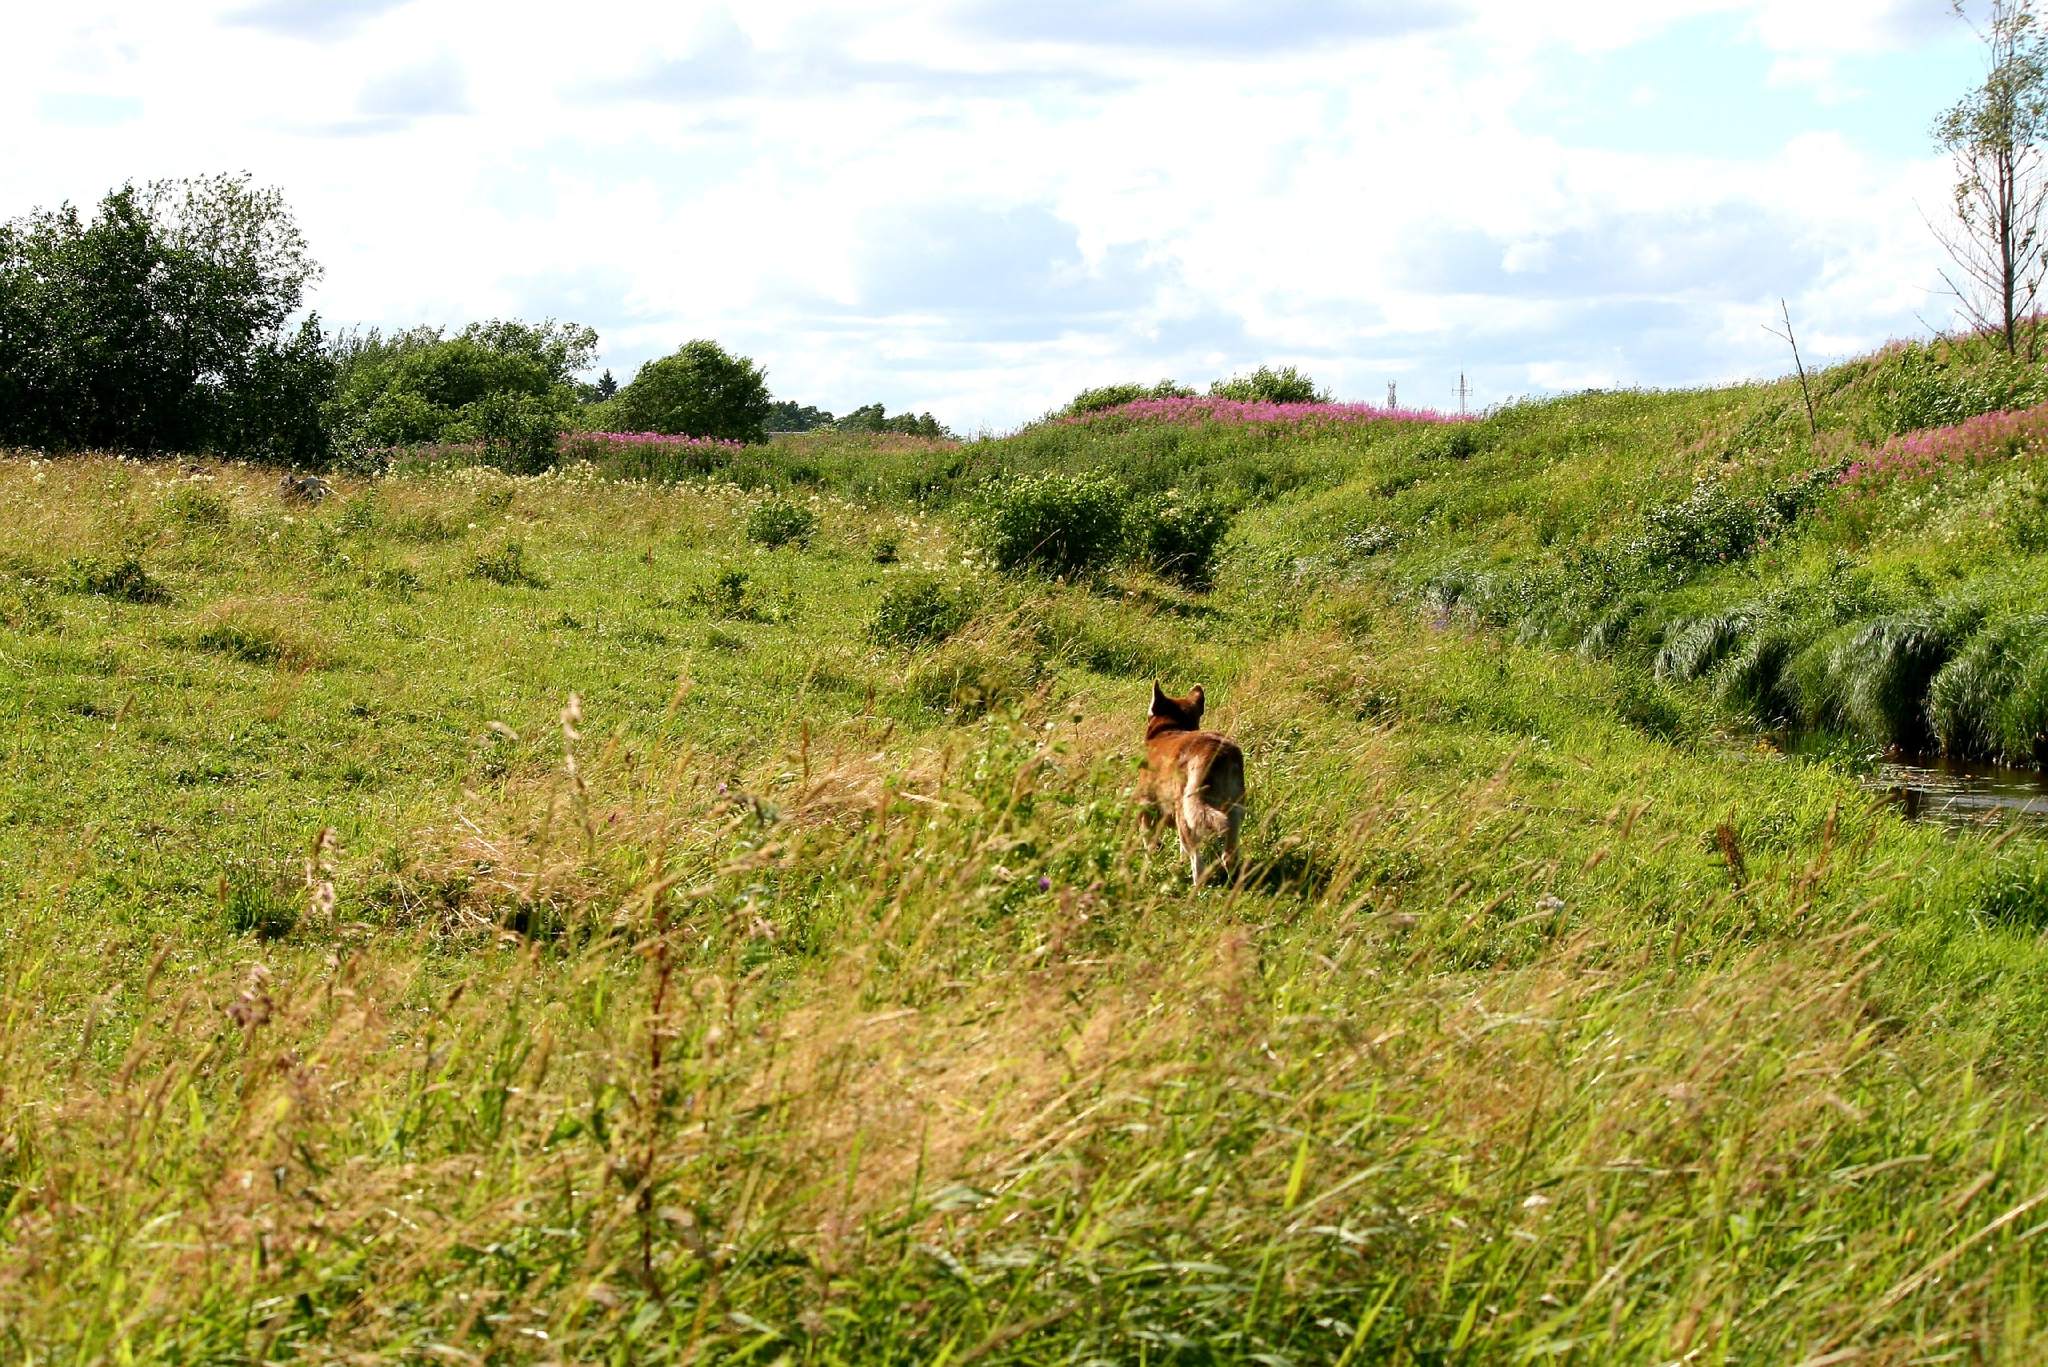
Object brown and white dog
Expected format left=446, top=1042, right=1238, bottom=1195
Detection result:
left=1137, top=682, right=1246, bottom=886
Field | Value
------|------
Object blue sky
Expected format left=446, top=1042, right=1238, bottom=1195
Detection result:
left=3, top=1, right=1988, bottom=429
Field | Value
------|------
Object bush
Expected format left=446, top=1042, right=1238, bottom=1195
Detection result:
left=613, top=340, right=773, bottom=443
left=328, top=320, right=593, bottom=468
left=868, top=577, right=974, bottom=648
left=969, top=472, right=1129, bottom=577
left=1066, top=380, right=1195, bottom=415
left=69, top=555, right=170, bottom=604
left=1130, top=489, right=1233, bottom=588
left=0, top=175, right=325, bottom=458
left=1718, top=625, right=1805, bottom=725
left=1417, top=424, right=1484, bottom=460
left=466, top=541, right=545, bottom=588
left=1965, top=849, right=2048, bottom=929
left=1654, top=610, right=1753, bottom=683
left=745, top=499, right=818, bottom=549
left=688, top=567, right=766, bottom=621
left=453, top=390, right=563, bottom=475
left=1208, top=364, right=1329, bottom=404
left=223, top=865, right=299, bottom=940
left=1826, top=610, right=1969, bottom=749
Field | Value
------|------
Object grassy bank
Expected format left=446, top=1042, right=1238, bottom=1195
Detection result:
left=6, top=335, right=2048, bottom=1360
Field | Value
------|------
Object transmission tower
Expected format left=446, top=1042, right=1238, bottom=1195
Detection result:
left=1455, top=372, right=1471, bottom=415
left=1386, top=381, right=1398, bottom=410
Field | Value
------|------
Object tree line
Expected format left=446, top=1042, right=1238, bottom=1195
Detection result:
left=0, top=175, right=950, bottom=468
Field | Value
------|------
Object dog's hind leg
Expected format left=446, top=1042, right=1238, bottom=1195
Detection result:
left=1176, top=816, right=1205, bottom=887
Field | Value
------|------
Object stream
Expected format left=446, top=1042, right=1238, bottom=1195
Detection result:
left=1868, top=756, right=2048, bottom=834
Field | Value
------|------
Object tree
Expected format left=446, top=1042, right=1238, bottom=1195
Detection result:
left=768, top=399, right=834, bottom=432
left=0, top=174, right=324, bottom=455
left=324, top=317, right=597, bottom=471
left=593, top=369, right=618, bottom=402
left=834, top=403, right=952, bottom=438
left=1933, top=0, right=2048, bottom=355
left=1208, top=364, right=1329, bottom=404
left=612, top=340, right=774, bottom=442
left=1066, top=380, right=1196, bottom=415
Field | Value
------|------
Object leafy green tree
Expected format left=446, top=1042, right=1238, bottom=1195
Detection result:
left=592, top=369, right=618, bottom=402
left=1208, top=365, right=1329, bottom=404
left=0, top=175, right=323, bottom=456
left=835, top=402, right=952, bottom=438
left=769, top=399, right=835, bottom=432
left=325, top=318, right=596, bottom=468
left=1935, top=0, right=2048, bottom=355
left=613, top=340, right=773, bottom=442
left=1066, top=380, right=1196, bottom=415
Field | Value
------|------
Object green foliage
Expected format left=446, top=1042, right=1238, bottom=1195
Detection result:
left=1129, top=488, right=1233, bottom=588
left=744, top=498, right=818, bottom=549
left=0, top=176, right=324, bottom=458
left=1209, top=363, right=1329, bottom=404
left=613, top=339, right=773, bottom=442
left=327, top=319, right=596, bottom=468
left=834, top=403, right=951, bottom=438
left=1828, top=609, right=1971, bottom=749
left=1066, top=379, right=1196, bottom=414
left=768, top=400, right=834, bottom=432
left=969, top=471, right=1130, bottom=577
left=1933, top=0, right=2048, bottom=352
left=868, top=576, right=974, bottom=648
left=221, top=864, right=299, bottom=940
left=1869, top=344, right=2048, bottom=437
left=465, top=540, right=544, bottom=588
left=68, top=555, right=169, bottom=604
left=1654, top=609, right=1754, bottom=683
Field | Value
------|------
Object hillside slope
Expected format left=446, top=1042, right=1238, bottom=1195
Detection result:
left=5, top=336, right=2048, bottom=1360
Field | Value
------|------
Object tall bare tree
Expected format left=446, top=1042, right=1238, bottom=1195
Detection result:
left=1933, top=0, right=2048, bottom=355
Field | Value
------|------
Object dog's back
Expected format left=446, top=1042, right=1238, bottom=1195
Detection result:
left=1141, top=684, right=1246, bottom=885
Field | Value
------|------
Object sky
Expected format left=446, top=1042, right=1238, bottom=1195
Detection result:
left=1, top=0, right=1992, bottom=431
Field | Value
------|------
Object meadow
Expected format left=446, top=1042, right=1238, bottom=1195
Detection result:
left=7, top=329, right=2048, bottom=1361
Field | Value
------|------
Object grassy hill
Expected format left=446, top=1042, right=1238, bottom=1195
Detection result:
left=7, top=331, right=2048, bottom=1360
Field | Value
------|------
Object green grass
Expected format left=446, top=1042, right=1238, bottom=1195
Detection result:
left=7, top=333, right=2048, bottom=1361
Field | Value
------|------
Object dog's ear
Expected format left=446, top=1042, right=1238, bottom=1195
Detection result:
left=1189, top=684, right=1205, bottom=721
left=1150, top=681, right=1168, bottom=716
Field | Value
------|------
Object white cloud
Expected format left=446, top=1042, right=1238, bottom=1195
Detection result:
left=0, top=0, right=1983, bottom=427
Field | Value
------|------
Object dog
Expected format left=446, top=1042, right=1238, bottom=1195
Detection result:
left=1137, top=682, right=1246, bottom=886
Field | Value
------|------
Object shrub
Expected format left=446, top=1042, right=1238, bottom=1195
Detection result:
left=969, top=472, right=1129, bottom=577
left=1927, top=618, right=2045, bottom=761
left=868, top=577, right=974, bottom=648
left=223, top=865, right=299, bottom=940
left=1417, top=424, right=1483, bottom=460
left=1964, top=849, right=2048, bottom=929
left=1826, top=610, right=1970, bottom=749
left=612, top=339, right=773, bottom=443
left=1623, top=483, right=1768, bottom=584
left=688, top=567, right=765, bottom=621
left=453, top=390, right=563, bottom=475
left=69, top=555, right=170, bottom=604
left=1654, top=610, right=1753, bottom=683
left=1718, top=625, right=1805, bottom=725
left=1130, top=489, right=1233, bottom=588
left=745, top=499, right=817, bottom=549
left=465, top=541, right=545, bottom=588
left=162, top=484, right=233, bottom=528
left=908, top=637, right=1037, bottom=718
left=869, top=534, right=900, bottom=564
left=1066, top=380, right=1196, bottom=415
left=1208, top=364, right=1329, bottom=404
